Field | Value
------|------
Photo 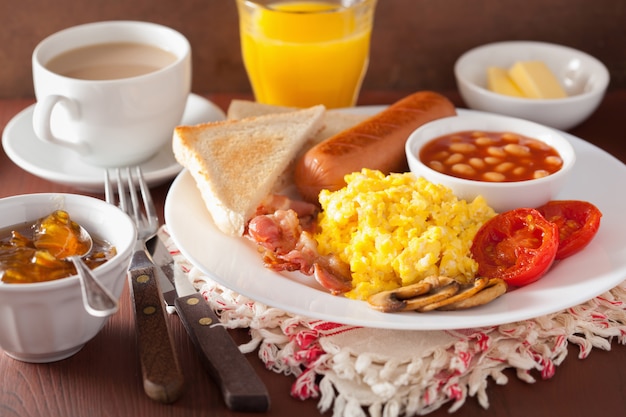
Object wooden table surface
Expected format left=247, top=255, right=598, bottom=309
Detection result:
left=1, top=91, right=625, bottom=417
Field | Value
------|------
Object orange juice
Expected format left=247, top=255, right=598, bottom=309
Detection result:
left=238, top=1, right=375, bottom=108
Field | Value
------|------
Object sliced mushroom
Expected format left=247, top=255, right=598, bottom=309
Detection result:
left=418, top=276, right=490, bottom=312
left=436, top=278, right=507, bottom=311
left=403, top=280, right=459, bottom=311
left=367, top=276, right=458, bottom=313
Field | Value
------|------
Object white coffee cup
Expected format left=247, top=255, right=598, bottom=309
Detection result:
left=32, top=21, right=192, bottom=167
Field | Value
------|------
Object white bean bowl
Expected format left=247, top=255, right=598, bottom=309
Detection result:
left=405, top=111, right=576, bottom=213
left=0, top=193, right=136, bottom=363
left=454, top=41, right=610, bottom=131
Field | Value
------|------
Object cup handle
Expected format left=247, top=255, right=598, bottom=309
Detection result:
left=32, top=95, right=89, bottom=154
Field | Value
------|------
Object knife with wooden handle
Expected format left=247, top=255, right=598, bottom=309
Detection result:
left=128, top=250, right=185, bottom=404
left=149, top=237, right=271, bottom=412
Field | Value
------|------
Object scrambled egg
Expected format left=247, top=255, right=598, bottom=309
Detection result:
left=314, top=169, right=496, bottom=300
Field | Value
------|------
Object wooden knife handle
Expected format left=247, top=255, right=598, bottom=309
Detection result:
left=128, top=250, right=185, bottom=404
left=175, top=293, right=270, bottom=412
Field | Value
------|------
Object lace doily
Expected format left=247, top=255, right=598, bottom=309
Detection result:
left=160, top=227, right=626, bottom=417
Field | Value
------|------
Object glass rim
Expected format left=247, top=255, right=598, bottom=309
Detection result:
left=239, top=0, right=376, bottom=14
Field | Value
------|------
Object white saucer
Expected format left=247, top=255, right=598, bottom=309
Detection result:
left=2, top=93, right=225, bottom=191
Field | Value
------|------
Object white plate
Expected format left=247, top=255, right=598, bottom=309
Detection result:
left=2, top=94, right=225, bottom=191
left=165, top=107, right=626, bottom=330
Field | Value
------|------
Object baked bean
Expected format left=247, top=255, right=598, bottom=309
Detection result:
left=469, top=157, right=486, bottom=169
left=528, top=140, right=551, bottom=151
left=545, top=155, right=563, bottom=165
left=445, top=153, right=464, bottom=165
left=449, top=142, right=477, bottom=153
left=429, top=160, right=444, bottom=172
left=419, top=130, right=563, bottom=182
left=475, top=136, right=494, bottom=146
left=495, top=162, right=515, bottom=173
left=483, top=172, right=506, bottom=182
left=501, top=133, right=521, bottom=142
left=504, top=143, right=531, bottom=157
left=484, top=156, right=502, bottom=165
left=433, top=150, right=450, bottom=160
left=451, top=163, right=475, bottom=176
left=487, top=146, right=507, bottom=157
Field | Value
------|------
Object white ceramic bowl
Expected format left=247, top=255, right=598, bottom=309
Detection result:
left=405, top=112, right=576, bottom=213
left=0, top=193, right=136, bottom=363
left=454, top=41, right=610, bottom=131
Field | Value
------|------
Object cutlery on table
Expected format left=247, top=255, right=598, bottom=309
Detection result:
left=105, top=167, right=184, bottom=404
left=148, top=235, right=271, bottom=412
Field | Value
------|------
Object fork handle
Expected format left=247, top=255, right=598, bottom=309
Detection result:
left=128, top=250, right=185, bottom=403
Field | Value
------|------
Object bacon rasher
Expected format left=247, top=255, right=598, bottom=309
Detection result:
left=245, top=195, right=352, bottom=295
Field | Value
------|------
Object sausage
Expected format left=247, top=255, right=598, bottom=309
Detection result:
left=293, top=91, right=457, bottom=202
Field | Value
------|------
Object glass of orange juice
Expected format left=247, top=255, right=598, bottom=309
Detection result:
left=235, top=0, right=376, bottom=109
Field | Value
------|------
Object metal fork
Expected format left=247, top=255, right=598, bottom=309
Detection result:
left=104, top=167, right=184, bottom=404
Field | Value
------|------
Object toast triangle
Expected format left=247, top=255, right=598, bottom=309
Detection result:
left=173, top=105, right=325, bottom=236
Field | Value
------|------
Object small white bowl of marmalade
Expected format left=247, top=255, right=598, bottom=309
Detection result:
left=405, top=111, right=576, bottom=213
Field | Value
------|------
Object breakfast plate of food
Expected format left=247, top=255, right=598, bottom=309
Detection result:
left=165, top=94, right=626, bottom=330
left=2, top=94, right=225, bottom=191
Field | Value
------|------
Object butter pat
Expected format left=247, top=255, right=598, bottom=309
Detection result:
left=508, top=61, right=567, bottom=99
left=487, top=67, right=524, bottom=97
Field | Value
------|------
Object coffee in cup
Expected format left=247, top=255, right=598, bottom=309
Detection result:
left=32, top=21, right=192, bottom=167
left=45, top=42, right=178, bottom=81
